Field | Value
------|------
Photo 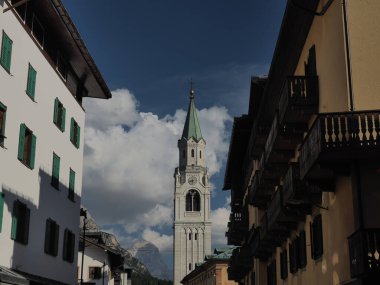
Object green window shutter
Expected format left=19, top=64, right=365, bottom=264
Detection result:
left=1, top=32, right=12, bottom=72
left=0, top=102, right=7, bottom=145
left=53, top=98, right=59, bottom=125
left=0, top=193, right=4, bottom=233
left=26, top=64, right=37, bottom=99
left=70, top=118, right=74, bottom=142
left=61, top=106, right=66, bottom=131
left=44, top=219, right=51, bottom=253
left=63, top=229, right=68, bottom=260
left=29, top=134, right=36, bottom=169
left=52, top=153, right=60, bottom=189
left=53, top=223, right=59, bottom=256
left=69, top=169, right=75, bottom=200
left=11, top=201, right=19, bottom=240
left=22, top=206, right=30, bottom=244
left=76, top=124, right=80, bottom=148
left=18, top=124, right=26, bottom=161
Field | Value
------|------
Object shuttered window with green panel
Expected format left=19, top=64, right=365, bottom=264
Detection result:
left=70, top=118, right=80, bottom=148
left=53, top=98, right=66, bottom=132
left=18, top=124, right=36, bottom=169
left=63, top=229, right=75, bottom=263
left=26, top=64, right=37, bottom=100
left=68, top=169, right=75, bottom=201
left=0, top=192, right=4, bottom=233
left=11, top=200, right=30, bottom=245
left=51, top=153, right=60, bottom=189
left=44, top=218, right=59, bottom=256
left=1, top=31, right=12, bottom=72
left=0, top=102, right=7, bottom=146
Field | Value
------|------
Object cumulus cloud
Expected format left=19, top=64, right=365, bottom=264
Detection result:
left=142, top=229, right=173, bottom=253
left=211, top=198, right=231, bottom=246
left=82, top=89, right=232, bottom=249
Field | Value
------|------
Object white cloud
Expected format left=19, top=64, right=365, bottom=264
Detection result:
left=142, top=229, right=173, bottom=253
left=211, top=197, right=231, bottom=247
left=82, top=89, right=232, bottom=241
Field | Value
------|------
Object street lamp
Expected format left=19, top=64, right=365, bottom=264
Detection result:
left=80, top=208, right=87, bottom=285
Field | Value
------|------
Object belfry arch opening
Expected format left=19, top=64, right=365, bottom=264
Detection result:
left=186, top=189, right=200, bottom=211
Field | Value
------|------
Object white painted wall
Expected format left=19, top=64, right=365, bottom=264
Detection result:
left=0, top=2, right=85, bottom=284
left=78, top=244, right=113, bottom=285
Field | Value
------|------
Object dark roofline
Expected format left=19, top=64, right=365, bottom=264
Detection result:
left=49, top=0, right=111, bottom=99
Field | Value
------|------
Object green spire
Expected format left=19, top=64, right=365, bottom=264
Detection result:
left=181, top=83, right=203, bottom=141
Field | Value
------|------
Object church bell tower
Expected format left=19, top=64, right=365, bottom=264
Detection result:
left=173, top=85, right=212, bottom=285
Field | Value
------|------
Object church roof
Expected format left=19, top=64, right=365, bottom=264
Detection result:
left=181, top=88, right=203, bottom=141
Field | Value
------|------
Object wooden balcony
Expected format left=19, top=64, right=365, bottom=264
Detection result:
left=228, top=246, right=253, bottom=281
left=250, top=226, right=273, bottom=261
left=300, top=111, right=380, bottom=183
left=226, top=209, right=248, bottom=246
left=348, top=229, right=380, bottom=279
left=249, top=121, right=271, bottom=159
left=278, top=76, right=319, bottom=124
left=283, top=163, right=321, bottom=207
left=249, top=170, right=275, bottom=209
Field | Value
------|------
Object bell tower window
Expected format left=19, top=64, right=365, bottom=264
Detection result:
left=186, top=190, right=200, bottom=211
left=191, top=149, right=195, bottom=157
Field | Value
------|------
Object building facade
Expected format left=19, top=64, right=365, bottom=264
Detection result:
left=78, top=231, right=132, bottom=285
left=224, top=1, right=380, bottom=285
left=0, top=0, right=110, bottom=284
left=181, top=248, right=237, bottom=285
left=173, top=87, right=212, bottom=285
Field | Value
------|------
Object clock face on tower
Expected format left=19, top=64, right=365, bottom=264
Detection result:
left=188, top=176, right=197, bottom=185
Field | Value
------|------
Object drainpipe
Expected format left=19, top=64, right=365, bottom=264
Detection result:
left=342, top=0, right=355, bottom=111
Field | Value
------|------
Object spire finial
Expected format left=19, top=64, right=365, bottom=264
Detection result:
left=189, top=79, right=195, bottom=99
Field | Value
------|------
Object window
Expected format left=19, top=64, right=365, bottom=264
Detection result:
left=44, top=219, right=59, bottom=256
left=280, top=250, right=288, bottom=280
left=185, top=190, right=200, bottom=211
left=200, top=150, right=202, bottom=159
left=195, top=233, right=198, bottom=240
left=89, top=267, right=102, bottom=279
left=56, top=53, right=67, bottom=80
left=0, top=192, right=4, bottom=233
left=51, top=153, right=60, bottom=189
left=188, top=263, right=192, bottom=271
left=1, top=31, right=12, bottom=72
left=70, top=118, right=80, bottom=148
left=310, top=214, right=323, bottom=259
left=189, top=233, right=192, bottom=240
left=18, top=124, right=36, bottom=169
left=68, top=169, right=75, bottom=201
left=267, top=260, right=276, bottom=285
left=53, top=98, right=66, bottom=132
left=191, top=149, right=194, bottom=157
left=63, top=229, right=75, bottom=263
left=298, top=230, right=307, bottom=268
left=32, top=15, right=44, bottom=47
left=11, top=200, right=30, bottom=245
left=26, top=64, right=37, bottom=100
left=11, top=0, right=27, bottom=20
left=0, top=102, right=7, bottom=146
left=289, top=240, right=298, bottom=274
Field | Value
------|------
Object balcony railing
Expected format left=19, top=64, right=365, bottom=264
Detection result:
left=348, top=229, right=380, bottom=279
left=226, top=209, right=248, bottom=245
left=278, top=76, right=319, bottom=124
left=300, top=111, right=380, bottom=179
left=249, top=170, right=276, bottom=209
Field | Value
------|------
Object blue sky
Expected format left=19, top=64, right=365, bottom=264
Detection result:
left=62, top=0, right=287, bottom=273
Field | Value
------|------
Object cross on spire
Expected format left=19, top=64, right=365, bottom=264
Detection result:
left=189, top=79, right=195, bottom=99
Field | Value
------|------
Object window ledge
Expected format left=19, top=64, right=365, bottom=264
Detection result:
left=185, top=212, right=201, bottom=217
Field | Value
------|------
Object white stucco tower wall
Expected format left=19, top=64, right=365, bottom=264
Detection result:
left=173, top=87, right=212, bottom=285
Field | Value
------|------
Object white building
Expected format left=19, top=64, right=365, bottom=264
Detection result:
left=0, top=0, right=111, bottom=284
left=173, top=87, right=212, bottom=285
left=78, top=231, right=132, bottom=285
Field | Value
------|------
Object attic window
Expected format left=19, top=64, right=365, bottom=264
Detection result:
left=32, top=15, right=44, bottom=47
left=56, top=53, right=67, bottom=80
